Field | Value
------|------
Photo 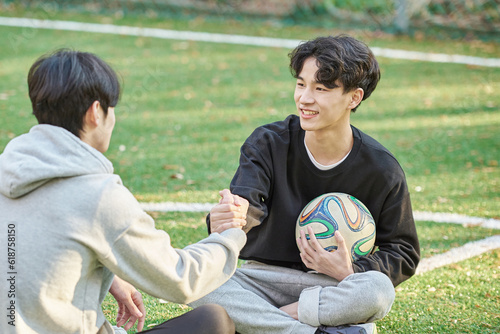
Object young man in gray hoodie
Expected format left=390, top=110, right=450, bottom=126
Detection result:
left=0, top=49, right=248, bottom=334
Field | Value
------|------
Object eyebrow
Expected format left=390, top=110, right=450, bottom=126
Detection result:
left=296, top=75, right=320, bottom=84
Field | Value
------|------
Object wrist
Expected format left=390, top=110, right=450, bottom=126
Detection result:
left=336, top=266, right=354, bottom=281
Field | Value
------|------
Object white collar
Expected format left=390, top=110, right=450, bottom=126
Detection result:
left=304, top=138, right=351, bottom=171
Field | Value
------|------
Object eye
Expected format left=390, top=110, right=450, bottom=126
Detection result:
left=296, top=82, right=305, bottom=87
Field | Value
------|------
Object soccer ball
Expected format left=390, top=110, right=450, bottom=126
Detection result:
left=296, top=193, right=376, bottom=262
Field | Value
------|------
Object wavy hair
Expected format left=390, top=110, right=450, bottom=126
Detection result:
left=289, top=35, right=380, bottom=112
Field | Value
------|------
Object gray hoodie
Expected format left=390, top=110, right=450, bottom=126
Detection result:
left=0, top=124, right=246, bottom=334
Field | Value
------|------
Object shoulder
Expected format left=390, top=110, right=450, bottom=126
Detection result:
left=245, top=114, right=301, bottom=147
left=91, top=175, right=156, bottom=246
left=97, top=176, right=145, bottom=217
left=354, top=127, right=388, bottom=153
left=71, top=174, right=150, bottom=232
left=353, top=127, right=406, bottom=177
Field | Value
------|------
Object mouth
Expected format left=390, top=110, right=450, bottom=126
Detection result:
left=301, top=109, right=319, bottom=116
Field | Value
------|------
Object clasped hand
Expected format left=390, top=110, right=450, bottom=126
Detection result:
left=209, top=189, right=249, bottom=234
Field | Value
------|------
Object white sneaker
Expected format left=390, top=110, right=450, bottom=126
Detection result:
left=315, top=323, right=377, bottom=334
left=112, top=326, right=128, bottom=334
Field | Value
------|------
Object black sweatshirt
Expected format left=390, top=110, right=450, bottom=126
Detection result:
left=210, top=115, right=420, bottom=287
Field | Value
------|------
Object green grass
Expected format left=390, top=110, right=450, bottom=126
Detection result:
left=381, top=248, right=500, bottom=333
left=0, top=9, right=499, bottom=334
left=1, top=22, right=497, bottom=215
left=100, top=213, right=500, bottom=333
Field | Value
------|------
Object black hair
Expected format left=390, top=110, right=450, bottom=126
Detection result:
left=28, top=49, right=120, bottom=137
left=289, top=35, right=380, bottom=112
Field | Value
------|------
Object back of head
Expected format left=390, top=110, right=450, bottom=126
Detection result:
left=28, top=49, right=121, bottom=137
left=289, top=35, right=380, bottom=112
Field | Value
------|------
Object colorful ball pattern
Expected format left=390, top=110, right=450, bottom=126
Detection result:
left=296, top=192, right=376, bottom=262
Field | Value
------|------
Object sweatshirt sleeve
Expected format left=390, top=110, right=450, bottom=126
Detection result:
left=96, top=181, right=247, bottom=305
left=206, top=138, right=274, bottom=234
left=352, top=176, right=420, bottom=287
left=230, top=139, right=274, bottom=232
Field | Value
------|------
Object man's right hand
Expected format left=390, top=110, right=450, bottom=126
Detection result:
left=210, top=189, right=249, bottom=234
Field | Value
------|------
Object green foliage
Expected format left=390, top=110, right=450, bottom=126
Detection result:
left=321, top=0, right=393, bottom=14
left=3, top=0, right=500, bottom=41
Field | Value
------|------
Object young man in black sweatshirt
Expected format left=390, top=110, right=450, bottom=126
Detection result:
left=191, top=35, right=420, bottom=334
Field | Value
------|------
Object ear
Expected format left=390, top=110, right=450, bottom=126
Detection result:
left=348, top=88, right=364, bottom=110
left=83, top=101, right=102, bottom=128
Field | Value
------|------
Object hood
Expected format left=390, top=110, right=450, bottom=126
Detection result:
left=0, top=124, right=113, bottom=199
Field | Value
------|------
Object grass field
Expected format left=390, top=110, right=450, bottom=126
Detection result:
left=0, top=7, right=499, bottom=333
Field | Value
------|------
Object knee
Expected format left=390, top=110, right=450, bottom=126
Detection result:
left=360, top=271, right=395, bottom=320
left=196, top=304, right=235, bottom=334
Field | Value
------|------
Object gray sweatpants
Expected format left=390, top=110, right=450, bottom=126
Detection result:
left=189, top=261, right=395, bottom=334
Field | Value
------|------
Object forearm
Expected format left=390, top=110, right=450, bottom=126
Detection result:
left=105, top=227, right=246, bottom=304
left=352, top=241, right=420, bottom=286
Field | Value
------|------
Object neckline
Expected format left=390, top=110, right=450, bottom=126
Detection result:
left=297, top=123, right=361, bottom=177
left=304, top=137, right=351, bottom=170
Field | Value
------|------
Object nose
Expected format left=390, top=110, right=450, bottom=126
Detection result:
left=298, top=88, right=314, bottom=105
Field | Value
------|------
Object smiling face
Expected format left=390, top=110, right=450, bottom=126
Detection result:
left=294, top=57, right=362, bottom=134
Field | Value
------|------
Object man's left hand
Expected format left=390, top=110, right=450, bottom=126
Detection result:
left=297, top=226, right=354, bottom=281
left=109, top=276, right=146, bottom=332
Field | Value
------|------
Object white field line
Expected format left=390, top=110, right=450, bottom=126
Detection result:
left=140, top=201, right=500, bottom=229
left=141, top=201, right=215, bottom=213
left=413, top=211, right=500, bottom=230
left=1, top=16, right=500, bottom=68
left=416, top=235, right=500, bottom=275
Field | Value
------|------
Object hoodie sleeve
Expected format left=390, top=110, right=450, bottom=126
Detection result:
left=94, top=180, right=246, bottom=304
